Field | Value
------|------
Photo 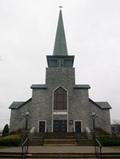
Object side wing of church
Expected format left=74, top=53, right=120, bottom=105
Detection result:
left=9, top=9, right=111, bottom=134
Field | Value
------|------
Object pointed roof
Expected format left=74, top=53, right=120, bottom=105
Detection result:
left=89, top=99, right=111, bottom=110
left=53, top=9, right=68, bottom=56
left=9, top=98, right=32, bottom=109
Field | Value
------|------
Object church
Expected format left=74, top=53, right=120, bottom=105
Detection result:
left=9, top=9, right=111, bottom=134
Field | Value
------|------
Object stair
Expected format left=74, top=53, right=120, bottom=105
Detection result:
left=76, top=139, right=94, bottom=146
left=29, top=133, right=44, bottom=146
left=29, top=132, right=95, bottom=146
left=44, top=132, right=77, bottom=146
left=29, top=137, right=44, bottom=146
left=0, top=152, right=120, bottom=158
left=75, top=133, right=94, bottom=146
left=44, top=138, right=77, bottom=145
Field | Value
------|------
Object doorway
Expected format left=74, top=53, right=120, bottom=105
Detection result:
left=39, top=121, right=46, bottom=133
left=74, top=121, right=82, bottom=133
left=53, top=120, right=67, bottom=132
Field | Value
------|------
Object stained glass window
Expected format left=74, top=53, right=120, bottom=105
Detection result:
left=54, top=87, right=67, bottom=110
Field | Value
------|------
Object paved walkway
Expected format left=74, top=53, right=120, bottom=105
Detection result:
left=0, top=146, right=120, bottom=153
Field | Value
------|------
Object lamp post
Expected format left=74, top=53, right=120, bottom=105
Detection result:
left=91, top=112, right=97, bottom=143
left=22, top=112, right=30, bottom=159
left=25, top=112, right=30, bottom=131
left=24, top=112, right=30, bottom=149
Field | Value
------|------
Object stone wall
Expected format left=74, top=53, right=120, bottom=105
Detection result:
left=89, top=101, right=111, bottom=133
left=69, top=88, right=90, bottom=132
left=9, top=100, right=32, bottom=132
left=31, top=88, right=52, bottom=132
left=9, top=66, right=111, bottom=134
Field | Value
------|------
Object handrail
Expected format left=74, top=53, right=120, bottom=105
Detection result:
left=21, top=136, right=29, bottom=159
left=75, top=132, right=81, bottom=145
left=21, top=137, right=28, bottom=147
left=95, top=138, right=102, bottom=159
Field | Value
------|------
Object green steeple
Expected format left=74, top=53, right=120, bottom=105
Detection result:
left=53, top=9, right=68, bottom=56
left=47, top=9, right=74, bottom=68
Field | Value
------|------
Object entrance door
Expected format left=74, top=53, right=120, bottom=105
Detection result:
left=39, top=121, right=45, bottom=133
left=53, top=120, right=67, bottom=132
left=75, top=121, right=81, bottom=133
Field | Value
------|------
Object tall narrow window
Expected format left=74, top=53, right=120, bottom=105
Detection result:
left=54, top=87, right=67, bottom=110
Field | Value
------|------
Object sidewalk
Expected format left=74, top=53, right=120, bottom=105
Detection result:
left=0, top=146, right=120, bottom=153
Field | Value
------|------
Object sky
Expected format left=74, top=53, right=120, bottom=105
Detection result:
left=0, top=0, right=120, bottom=130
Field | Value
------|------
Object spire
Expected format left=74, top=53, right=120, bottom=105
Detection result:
left=53, top=8, right=68, bottom=56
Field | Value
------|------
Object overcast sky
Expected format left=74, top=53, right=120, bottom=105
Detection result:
left=0, top=0, right=120, bottom=130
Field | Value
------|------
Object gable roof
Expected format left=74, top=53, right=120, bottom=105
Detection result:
left=9, top=102, right=24, bottom=109
left=9, top=98, right=32, bottom=109
left=96, top=102, right=111, bottom=109
left=89, top=99, right=111, bottom=110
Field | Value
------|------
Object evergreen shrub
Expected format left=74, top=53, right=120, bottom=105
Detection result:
left=99, top=135, right=120, bottom=146
left=0, top=134, right=22, bottom=146
left=2, top=124, right=9, bottom=136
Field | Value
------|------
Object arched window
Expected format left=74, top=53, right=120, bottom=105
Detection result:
left=54, top=87, right=67, bottom=110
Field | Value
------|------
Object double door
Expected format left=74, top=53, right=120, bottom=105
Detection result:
left=53, top=120, right=67, bottom=132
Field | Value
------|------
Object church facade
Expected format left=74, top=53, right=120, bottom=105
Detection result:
left=9, top=10, right=111, bottom=134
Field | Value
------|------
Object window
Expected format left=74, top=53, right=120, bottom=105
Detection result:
left=54, top=87, right=67, bottom=110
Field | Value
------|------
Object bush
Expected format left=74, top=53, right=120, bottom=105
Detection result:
left=9, top=129, right=23, bottom=135
left=99, top=135, right=120, bottom=146
left=0, top=134, right=22, bottom=146
left=2, top=124, right=9, bottom=136
left=95, top=128, right=109, bottom=136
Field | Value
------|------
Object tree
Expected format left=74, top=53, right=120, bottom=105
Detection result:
left=2, top=124, right=9, bottom=136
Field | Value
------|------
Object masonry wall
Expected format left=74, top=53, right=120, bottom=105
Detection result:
left=30, top=66, right=111, bottom=133
left=45, top=67, right=91, bottom=132
left=69, top=88, right=90, bottom=132
left=89, top=101, right=111, bottom=133
left=46, top=67, right=75, bottom=87
left=9, top=100, right=32, bottom=132
left=10, top=66, right=111, bottom=134
left=29, top=67, right=76, bottom=132
left=31, top=88, right=52, bottom=132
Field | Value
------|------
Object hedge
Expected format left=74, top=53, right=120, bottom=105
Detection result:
left=99, top=136, right=120, bottom=146
left=0, top=134, right=22, bottom=146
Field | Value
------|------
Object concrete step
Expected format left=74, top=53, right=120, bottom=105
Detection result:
left=77, top=139, right=94, bottom=146
left=44, top=143, right=78, bottom=146
left=30, top=133, right=79, bottom=146
left=0, top=152, right=120, bottom=158
left=44, top=138, right=76, bottom=141
left=29, top=138, right=44, bottom=146
left=44, top=138, right=76, bottom=142
left=44, top=132, right=76, bottom=139
left=29, top=132, right=94, bottom=146
left=30, top=138, right=94, bottom=146
left=44, top=138, right=77, bottom=145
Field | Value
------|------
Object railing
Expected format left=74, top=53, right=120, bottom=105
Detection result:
left=95, top=138, right=102, bottom=159
left=75, top=133, right=81, bottom=145
left=75, top=132, right=89, bottom=145
left=85, top=127, right=92, bottom=139
left=21, top=135, right=29, bottom=159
